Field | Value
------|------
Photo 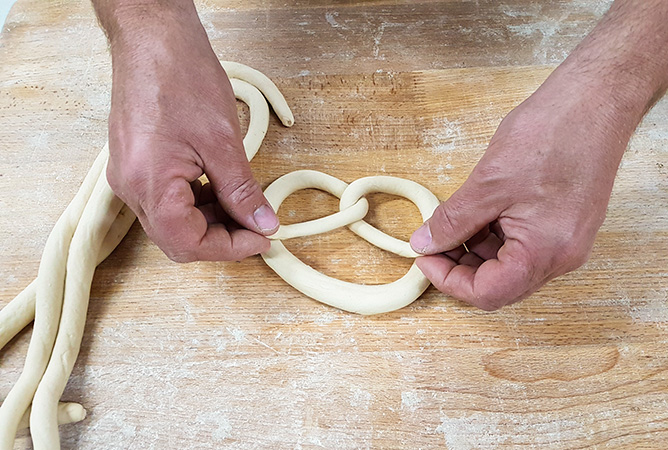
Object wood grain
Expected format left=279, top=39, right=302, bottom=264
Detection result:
left=1, top=0, right=667, bottom=448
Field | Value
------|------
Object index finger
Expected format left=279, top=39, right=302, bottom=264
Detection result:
left=416, top=239, right=544, bottom=310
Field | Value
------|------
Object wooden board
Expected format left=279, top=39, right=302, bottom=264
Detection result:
left=1, top=0, right=667, bottom=448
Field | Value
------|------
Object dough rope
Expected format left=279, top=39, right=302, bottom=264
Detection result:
left=0, top=204, right=137, bottom=351
left=264, top=170, right=371, bottom=240
left=16, top=403, right=86, bottom=431
left=0, top=61, right=442, bottom=447
left=30, top=166, right=124, bottom=447
left=0, top=148, right=109, bottom=448
left=230, top=78, right=270, bottom=160
left=221, top=61, right=294, bottom=127
left=262, top=172, right=440, bottom=315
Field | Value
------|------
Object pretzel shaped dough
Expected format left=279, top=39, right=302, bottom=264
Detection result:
left=262, top=172, right=440, bottom=315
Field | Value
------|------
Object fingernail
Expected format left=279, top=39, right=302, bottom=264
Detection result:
left=410, top=223, right=432, bottom=253
left=253, top=204, right=279, bottom=232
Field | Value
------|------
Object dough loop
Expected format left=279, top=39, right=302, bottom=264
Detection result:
left=262, top=171, right=440, bottom=315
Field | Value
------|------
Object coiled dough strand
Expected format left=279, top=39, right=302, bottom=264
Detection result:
left=264, top=170, right=370, bottom=240
left=230, top=78, right=270, bottom=161
left=261, top=174, right=440, bottom=315
left=222, top=61, right=294, bottom=127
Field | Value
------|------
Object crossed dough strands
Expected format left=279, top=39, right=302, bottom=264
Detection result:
left=0, top=61, right=441, bottom=447
left=0, top=148, right=112, bottom=449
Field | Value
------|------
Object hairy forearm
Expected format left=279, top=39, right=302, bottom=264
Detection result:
left=546, top=0, right=668, bottom=140
left=92, top=0, right=198, bottom=45
left=91, top=0, right=214, bottom=86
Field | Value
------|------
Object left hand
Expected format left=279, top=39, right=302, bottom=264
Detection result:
left=409, top=0, right=668, bottom=310
left=409, top=71, right=634, bottom=310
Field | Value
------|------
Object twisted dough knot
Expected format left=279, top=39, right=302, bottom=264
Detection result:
left=219, top=63, right=444, bottom=314
left=262, top=171, right=441, bottom=315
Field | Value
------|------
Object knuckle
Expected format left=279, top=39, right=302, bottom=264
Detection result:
left=105, top=162, right=124, bottom=195
left=162, top=242, right=197, bottom=263
left=158, top=180, right=190, bottom=207
left=557, top=241, right=591, bottom=271
left=196, top=114, right=243, bottom=151
left=474, top=251, right=535, bottom=311
left=430, top=272, right=450, bottom=296
left=148, top=214, right=202, bottom=264
left=575, top=247, right=593, bottom=268
left=475, top=284, right=511, bottom=311
left=106, top=161, right=146, bottom=214
left=430, top=198, right=479, bottom=250
left=470, top=163, right=507, bottom=188
left=514, top=255, right=536, bottom=282
left=220, top=177, right=262, bottom=206
left=108, top=148, right=150, bottom=195
left=478, top=299, right=504, bottom=312
left=209, top=120, right=239, bottom=143
left=166, top=251, right=196, bottom=264
left=494, top=107, right=534, bottom=143
left=432, top=201, right=460, bottom=237
left=549, top=223, right=595, bottom=272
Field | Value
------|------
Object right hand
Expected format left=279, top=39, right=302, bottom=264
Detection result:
left=105, top=5, right=278, bottom=262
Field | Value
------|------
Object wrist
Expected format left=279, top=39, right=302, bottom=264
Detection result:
left=536, top=63, right=648, bottom=148
left=528, top=52, right=665, bottom=156
left=553, top=50, right=665, bottom=133
left=94, top=0, right=199, bottom=50
left=537, top=1, right=668, bottom=143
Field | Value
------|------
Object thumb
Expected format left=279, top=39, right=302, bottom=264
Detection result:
left=205, top=143, right=279, bottom=236
left=410, top=182, right=501, bottom=255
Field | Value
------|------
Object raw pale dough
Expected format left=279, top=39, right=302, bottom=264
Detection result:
left=230, top=78, right=270, bottom=160
left=0, top=61, right=442, bottom=447
left=221, top=61, right=294, bottom=127
left=0, top=148, right=109, bottom=448
left=0, top=205, right=142, bottom=350
left=262, top=172, right=439, bottom=315
left=265, top=170, right=370, bottom=240
left=16, top=403, right=86, bottom=431
left=30, top=167, right=124, bottom=446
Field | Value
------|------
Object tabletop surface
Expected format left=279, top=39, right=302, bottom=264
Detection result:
left=1, top=0, right=667, bottom=448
